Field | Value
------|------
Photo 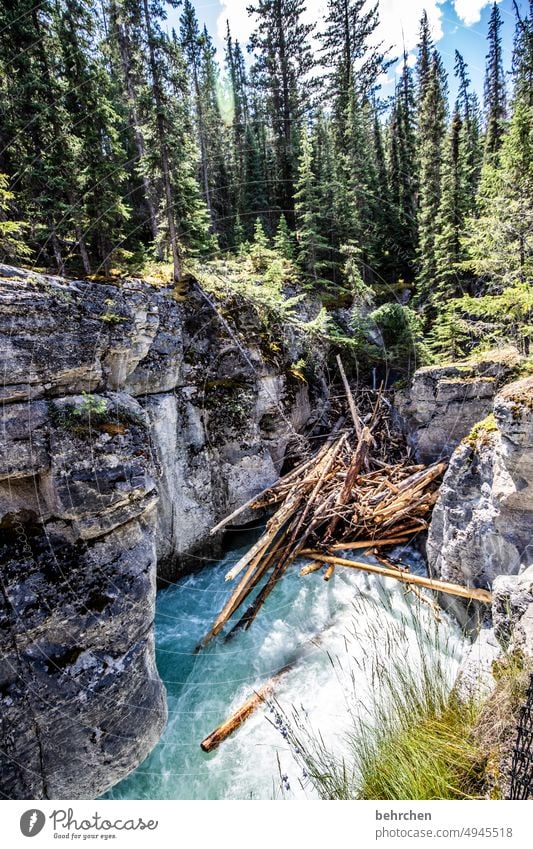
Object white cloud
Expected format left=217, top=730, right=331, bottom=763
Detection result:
left=452, top=0, right=502, bottom=27
left=216, top=0, right=252, bottom=46
left=217, top=0, right=446, bottom=68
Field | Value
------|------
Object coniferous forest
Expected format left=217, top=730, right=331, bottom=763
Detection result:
left=0, top=0, right=531, bottom=367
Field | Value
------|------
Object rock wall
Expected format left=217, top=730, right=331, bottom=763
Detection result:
left=427, top=377, right=533, bottom=592
left=394, top=351, right=520, bottom=464
left=0, top=265, right=324, bottom=798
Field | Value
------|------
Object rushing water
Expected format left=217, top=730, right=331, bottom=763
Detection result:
left=104, top=532, right=466, bottom=800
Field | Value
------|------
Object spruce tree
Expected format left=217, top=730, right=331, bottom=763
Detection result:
left=484, top=2, right=507, bottom=161
left=0, top=0, right=73, bottom=271
left=511, top=0, right=533, bottom=108
left=454, top=50, right=482, bottom=205
left=56, top=0, right=130, bottom=274
left=274, top=214, right=295, bottom=259
left=107, top=0, right=162, bottom=257
left=434, top=109, right=469, bottom=300
left=294, top=127, right=328, bottom=282
left=320, top=0, right=389, bottom=123
left=416, top=49, right=448, bottom=307
left=388, top=52, right=418, bottom=282
left=248, top=0, right=316, bottom=222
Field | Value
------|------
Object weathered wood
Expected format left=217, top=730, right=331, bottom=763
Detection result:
left=197, top=385, right=449, bottom=648
left=336, top=355, right=363, bottom=438
left=299, top=552, right=492, bottom=603
left=324, top=564, right=335, bottom=581
left=300, top=560, right=326, bottom=576
left=200, top=661, right=294, bottom=752
left=329, top=536, right=411, bottom=551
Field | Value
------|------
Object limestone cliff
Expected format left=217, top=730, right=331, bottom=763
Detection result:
left=0, top=264, right=326, bottom=798
left=427, top=376, right=532, bottom=591
left=394, top=351, right=520, bottom=464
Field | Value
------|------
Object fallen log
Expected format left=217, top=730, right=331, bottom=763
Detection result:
left=200, top=662, right=294, bottom=753
left=299, top=552, right=492, bottom=604
left=329, top=535, right=412, bottom=551
left=197, top=384, right=449, bottom=648
left=336, top=354, right=363, bottom=438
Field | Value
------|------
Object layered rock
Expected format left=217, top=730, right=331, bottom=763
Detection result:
left=0, top=265, right=324, bottom=798
left=394, top=351, right=520, bottom=464
left=0, top=392, right=166, bottom=798
left=427, top=376, right=533, bottom=592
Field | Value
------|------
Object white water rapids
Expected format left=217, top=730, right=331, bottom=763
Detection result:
left=104, top=532, right=466, bottom=800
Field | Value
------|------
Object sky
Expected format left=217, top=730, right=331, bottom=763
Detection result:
left=169, top=0, right=528, bottom=104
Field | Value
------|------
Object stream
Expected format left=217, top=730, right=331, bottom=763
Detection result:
left=104, top=531, right=466, bottom=800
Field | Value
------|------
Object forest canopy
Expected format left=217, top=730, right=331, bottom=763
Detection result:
left=0, top=0, right=531, bottom=365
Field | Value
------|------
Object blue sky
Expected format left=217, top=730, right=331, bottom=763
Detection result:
left=168, top=0, right=528, bottom=105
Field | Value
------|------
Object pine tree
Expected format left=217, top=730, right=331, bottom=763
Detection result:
left=320, top=0, right=389, bottom=124
left=274, top=214, right=295, bottom=259
left=242, top=124, right=269, bottom=236
left=416, top=10, right=433, bottom=101
left=248, top=0, right=316, bottom=221
left=511, top=0, right=533, bottom=108
left=107, top=0, right=162, bottom=257
left=454, top=50, right=482, bottom=205
left=416, top=49, right=448, bottom=306
left=310, top=110, right=346, bottom=273
left=294, top=127, right=328, bottom=282
left=434, top=109, right=469, bottom=299
left=225, top=23, right=250, bottom=233
left=388, top=52, right=418, bottom=282
left=484, top=2, right=507, bottom=161
left=56, top=0, right=130, bottom=274
left=0, top=0, right=74, bottom=271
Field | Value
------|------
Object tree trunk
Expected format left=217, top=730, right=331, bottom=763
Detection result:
left=142, top=0, right=181, bottom=281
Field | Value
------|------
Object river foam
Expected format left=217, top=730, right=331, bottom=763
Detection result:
left=104, top=537, right=465, bottom=800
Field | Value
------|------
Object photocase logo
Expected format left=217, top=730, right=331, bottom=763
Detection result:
left=20, top=810, right=46, bottom=837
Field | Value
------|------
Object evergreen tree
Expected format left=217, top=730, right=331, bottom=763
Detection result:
left=139, top=0, right=212, bottom=277
left=511, top=0, right=533, bottom=107
left=274, top=214, right=295, bottom=259
left=225, top=23, right=250, bottom=232
left=56, top=0, right=130, bottom=274
left=294, top=127, right=328, bottom=282
left=388, top=52, right=418, bottom=282
left=416, top=10, right=433, bottom=101
left=320, top=0, right=389, bottom=122
left=242, top=123, right=269, bottom=236
left=0, top=0, right=74, bottom=271
left=454, top=50, right=482, bottom=205
left=415, top=49, right=448, bottom=306
left=0, top=174, right=30, bottom=260
left=248, top=0, right=316, bottom=221
left=107, top=0, right=162, bottom=257
left=484, top=2, right=507, bottom=161
left=310, top=110, right=347, bottom=272
left=180, top=0, right=231, bottom=241
left=434, top=109, right=469, bottom=299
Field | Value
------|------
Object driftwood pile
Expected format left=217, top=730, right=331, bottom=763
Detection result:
left=197, top=361, right=493, bottom=752
left=197, top=359, right=492, bottom=654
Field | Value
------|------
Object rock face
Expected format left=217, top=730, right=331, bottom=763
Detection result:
left=427, top=377, right=533, bottom=593
left=394, top=352, right=520, bottom=464
left=0, top=265, right=324, bottom=799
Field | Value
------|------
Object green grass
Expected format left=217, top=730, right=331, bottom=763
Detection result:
left=271, top=593, right=492, bottom=800
left=354, top=687, right=486, bottom=800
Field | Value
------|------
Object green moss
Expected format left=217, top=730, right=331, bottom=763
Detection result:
left=462, top=413, right=499, bottom=449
